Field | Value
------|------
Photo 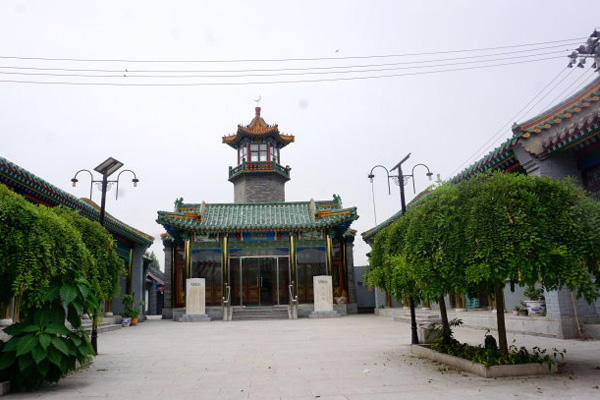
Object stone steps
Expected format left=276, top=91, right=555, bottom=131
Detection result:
left=393, top=313, right=441, bottom=325
left=582, top=323, right=600, bottom=340
left=232, top=306, right=289, bottom=321
left=80, top=315, right=123, bottom=334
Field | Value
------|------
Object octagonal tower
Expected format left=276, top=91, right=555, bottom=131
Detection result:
left=222, top=107, right=295, bottom=203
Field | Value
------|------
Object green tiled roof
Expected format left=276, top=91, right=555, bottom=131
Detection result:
left=514, top=75, right=600, bottom=138
left=450, top=137, right=520, bottom=183
left=157, top=195, right=358, bottom=234
left=0, top=155, right=154, bottom=246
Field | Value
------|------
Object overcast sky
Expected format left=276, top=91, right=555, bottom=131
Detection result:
left=1, top=1, right=599, bottom=268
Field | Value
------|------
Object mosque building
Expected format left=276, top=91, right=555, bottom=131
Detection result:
left=157, top=107, right=359, bottom=320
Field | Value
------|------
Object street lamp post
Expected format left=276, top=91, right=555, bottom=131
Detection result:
left=368, top=153, right=433, bottom=345
left=71, top=157, right=139, bottom=354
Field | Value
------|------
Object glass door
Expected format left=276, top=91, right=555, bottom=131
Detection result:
left=239, top=257, right=289, bottom=306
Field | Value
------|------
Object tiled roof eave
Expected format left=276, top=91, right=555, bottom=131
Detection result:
left=517, top=76, right=600, bottom=135
left=0, top=156, right=153, bottom=246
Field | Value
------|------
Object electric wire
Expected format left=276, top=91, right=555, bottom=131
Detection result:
left=0, top=42, right=580, bottom=74
left=516, top=67, right=578, bottom=123
left=0, top=37, right=584, bottom=64
left=537, top=68, right=596, bottom=113
left=0, top=51, right=567, bottom=79
left=448, top=68, right=571, bottom=178
left=0, top=56, right=564, bottom=86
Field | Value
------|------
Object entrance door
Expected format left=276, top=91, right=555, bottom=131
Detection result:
left=240, top=257, right=288, bottom=306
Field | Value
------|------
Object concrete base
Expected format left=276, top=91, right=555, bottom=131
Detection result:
left=411, top=345, right=558, bottom=378
left=0, top=381, right=9, bottom=396
left=376, top=308, right=585, bottom=338
left=0, top=319, right=13, bottom=327
left=309, top=311, right=341, bottom=318
left=177, top=314, right=211, bottom=322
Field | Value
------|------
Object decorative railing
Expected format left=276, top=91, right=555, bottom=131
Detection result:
left=228, top=161, right=290, bottom=180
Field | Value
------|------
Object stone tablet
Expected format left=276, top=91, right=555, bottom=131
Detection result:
left=186, top=278, right=206, bottom=315
left=313, top=275, right=333, bottom=312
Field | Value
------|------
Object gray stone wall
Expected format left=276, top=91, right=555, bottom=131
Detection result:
left=162, top=244, right=173, bottom=319
left=232, top=173, right=286, bottom=203
left=513, top=145, right=582, bottom=183
left=345, top=242, right=357, bottom=305
left=354, top=266, right=375, bottom=310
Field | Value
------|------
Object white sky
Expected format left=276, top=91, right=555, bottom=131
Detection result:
left=1, top=1, right=599, bottom=269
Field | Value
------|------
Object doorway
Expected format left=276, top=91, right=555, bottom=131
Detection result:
left=232, top=257, right=289, bottom=306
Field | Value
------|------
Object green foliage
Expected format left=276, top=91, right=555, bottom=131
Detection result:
left=120, top=294, right=140, bottom=318
left=428, top=318, right=463, bottom=346
left=0, top=185, right=126, bottom=391
left=52, top=207, right=124, bottom=303
left=0, top=274, right=98, bottom=391
left=524, top=285, right=545, bottom=301
left=367, top=172, right=600, bottom=356
left=0, top=185, right=92, bottom=310
left=431, top=330, right=565, bottom=369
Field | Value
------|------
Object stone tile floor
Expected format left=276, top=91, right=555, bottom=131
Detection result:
left=3, top=314, right=600, bottom=399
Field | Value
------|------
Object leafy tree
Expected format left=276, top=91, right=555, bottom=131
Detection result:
left=0, top=185, right=92, bottom=312
left=0, top=185, right=125, bottom=390
left=463, top=173, right=600, bottom=355
left=401, top=182, right=468, bottom=342
left=367, top=172, right=600, bottom=357
left=52, top=207, right=124, bottom=303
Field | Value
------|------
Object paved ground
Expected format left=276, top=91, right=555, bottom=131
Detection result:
left=4, top=314, right=600, bottom=399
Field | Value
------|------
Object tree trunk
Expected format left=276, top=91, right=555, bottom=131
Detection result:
left=438, top=295, right=450, bottom=344
left=494, top=282, right=508, bottom=357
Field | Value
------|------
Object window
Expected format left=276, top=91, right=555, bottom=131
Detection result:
left=239, top=146, right=247, bottom=164
left=250, top=144, right=267, bottom=161
left=270, top=146, right=279, bottom=163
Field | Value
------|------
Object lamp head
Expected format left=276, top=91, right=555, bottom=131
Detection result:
left=368, top=173, right=374, bottom=183
left=71, top=178, right=78, bottom=187
left=426, top=172, right=433, bottom=181
left=132, top=178, right=139, bottom=188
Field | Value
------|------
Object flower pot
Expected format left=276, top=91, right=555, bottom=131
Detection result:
left=525, top=300, right=546, bottom=316
left=513, top=310, right=519, bottom=316
left=131, top=316, right=139, bottom=326
left=121, top=317, right=131, bottom=327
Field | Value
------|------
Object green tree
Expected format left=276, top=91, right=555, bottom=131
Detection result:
left=463, top=173, right=600, bottom=355
left=401, top=182, right=468, bottom=342
left=0, top=185, right=125, bottom=390
left=367, top=172, right=600, bottom=357
left=0, top=185, right=92, bottom=312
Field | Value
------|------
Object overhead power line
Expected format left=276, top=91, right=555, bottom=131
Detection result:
left=0, top=55, right=563, bottom=87
left=0, top=51, right=567, bottom=80
left=0, top=42, right=580, bottom=74
left=448, top=67, right=572, bottom=178
left=0, top=37, right=585, bottom=64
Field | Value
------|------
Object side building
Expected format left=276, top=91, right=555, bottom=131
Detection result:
left=157, top=107, right=359, bottom=320
left=362, top=75, right=600, bottom=339
left=0, top=155, right=155, bottom=318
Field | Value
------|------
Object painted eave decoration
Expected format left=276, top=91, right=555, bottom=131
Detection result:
left=222, top=107, right=295, bottom=148
left=0, top=155, right=154, bottom=246
left=514, top=76, right=600, bottom=156
left=156, top=195, right=358, bottom=234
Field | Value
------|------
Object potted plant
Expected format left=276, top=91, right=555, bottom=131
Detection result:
left=512, top=305, right=521, bottom=316
left=519, top=301, right=528, bottom=316
left=524, top=285, right=546, bottom=316
left=121, top=294, right=141, bottom=326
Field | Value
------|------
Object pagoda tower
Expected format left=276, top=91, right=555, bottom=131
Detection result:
left=222, top=107, right=295, bottom=203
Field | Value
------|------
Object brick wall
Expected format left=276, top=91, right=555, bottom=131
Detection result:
left=233, top=173, right=286, bottom=203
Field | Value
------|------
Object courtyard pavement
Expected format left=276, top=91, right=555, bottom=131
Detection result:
left=3, top=314, right=600, bottom=399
